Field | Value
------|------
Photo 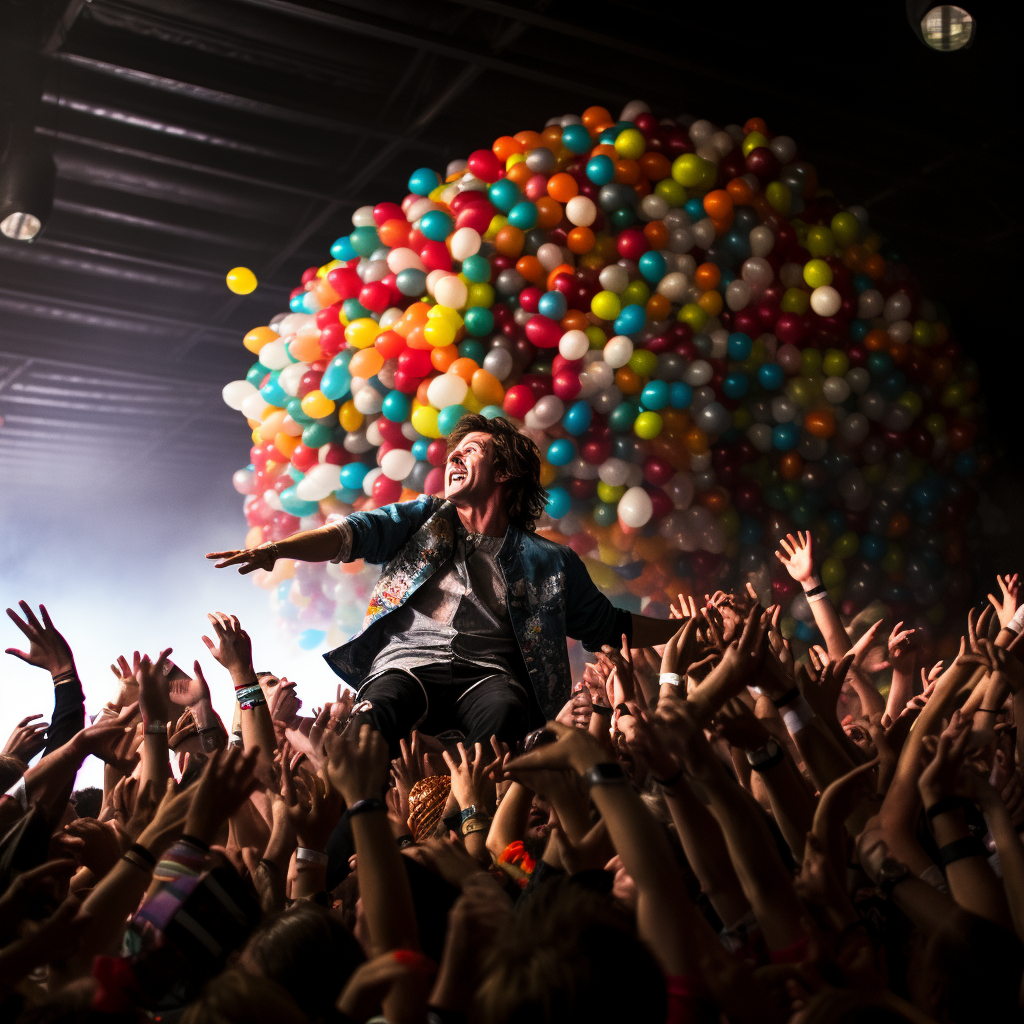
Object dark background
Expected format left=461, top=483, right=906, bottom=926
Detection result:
left=0, top=1, right=1020, bottom=735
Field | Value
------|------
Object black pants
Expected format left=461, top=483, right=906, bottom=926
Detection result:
left=354, top=662, right=535, bottom=756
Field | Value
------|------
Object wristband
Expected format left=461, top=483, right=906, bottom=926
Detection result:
left=180, top=833, right=211, bottom=853
left=52, top=670, right=78, bottom=686
left=975, top=708, right=1001, bottom=715
left=462, top=820, right=488, bottom=836
left=938, top=836, right=986, bottom=867
left=781, top=696, right=815, bottom=735
left=583, top=762, right=626, bottom=786
left=771, top=687, right=801, bottom=709
left=803, top=582, right=827, bottom=598
left=1008, top=606, right=1024, bottom=634
left=348, top=798, right=386, bottom=817
left=128, top=843, right=156, bottom=868
left=591, top=703, right=613, bottom=716
left=396, top=834, right=416, bottom=849
left=652, top=767, right=683, bottom=788
left=144, top=720, right=167, bottom=735
left=746, top=739, right=782, bottom=771
left=660, top=673, right=682, bottom=686
left=925, top=796, right=969, bottom=824
left=460, top=805, right=481, bottom=823
left=296, top=847, right=329, bottom=866
left=122, top=851, right=150, bottom=873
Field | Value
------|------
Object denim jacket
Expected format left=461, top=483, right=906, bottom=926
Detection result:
left=323, top=495, right=632, bottom=719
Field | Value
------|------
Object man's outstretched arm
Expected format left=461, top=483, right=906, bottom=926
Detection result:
left=207, top=523, right=344, bottom=574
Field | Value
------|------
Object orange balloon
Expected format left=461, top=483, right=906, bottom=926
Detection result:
left=661, top=409, right=689, bottom=433
left=842, top=244, right=867, bottom=271
left=430, top=345, right=458, bottom=372
left=863, top=254, right=885, bottom=280
left=560, top=310, right=589, bottom=332
left=743, top=116, right=769, bottom=135
left=615, top=367, right=642, bottom=395
left=803, top=410, right=835, bottom=439
left=492, top=135, right=522, bottom=162
left=699, top=486, right=730, bottom=514
left=888, top=341, right=910, bottom=365
left=513, top=130, right=543, bottom=150
left=289, top=332, right=323, bottom=362
left=546, top=264, right=574, bottom=291
left=243, top=326, right=277, bottom=354
left=274, top=431, right=299, bottom=458
left=416, top=375, right=437, bottom=407
left=887, top=512, right=911, bottom=539
left=684, top=426, right=708, bottom=454
left=581, top=106, right=613, bottom=133
left=643, top=221, right=668, bottom=250
left=567, top=226, right=595, bottom=254
left=631, top=178, right=651, bottom=199
left=494, top=225, right=525, bottom=258
left=726, top=177, right=755, bottom=205
left=471, top=368, right=504, bottom=405
left=710, top=211, right=734, bottom=234
left=540, top=126, right=563, bottom=150
left=245, top=526, right=264, bottom=549
left=516, top=255, right=545, bottom=285
left=703, top=189, right=733, bottom=220
left=646, top=294, right=671, bottom=321
left=638, top=152, right=670, bottom=181
left=547, top=172, right=578, bottom=203
left=864, top=329, right=889, bottom=351
left=505, top=162, right=532, bottom=187
left=591, top=143, right=617, bottom=159
left=535, top=197, right=562, bottom=230
left=395, top=302, right=429, bottom=337
left=693, top=262, right=721, bottom=290
left=313, top=278, right=340, bottom=307
left=349, top=347, right=384, bottom=378
left=777, top=451, right=803, bottom=480
left=697, top=290, right=723, bottom=316
left=378, top=218, right=410, bottom=248
left=448, top=357, right=479, bottom=384
left=613, top=159, right=640, bottom=185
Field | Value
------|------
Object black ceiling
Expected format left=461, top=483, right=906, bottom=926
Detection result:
left=0, top=0, right=1020, bottom=488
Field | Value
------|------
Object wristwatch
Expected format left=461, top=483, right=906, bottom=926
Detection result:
left=875, top=857, right=912, bottom=900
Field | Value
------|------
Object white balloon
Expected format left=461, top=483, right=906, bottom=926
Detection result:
left=684, top=360, right=713, bottom=386
left=353, top=386, right=384, bottom=415
left=278, top=313, right=313, bottom=335
left=884, top=291, right=911, bottom=322
left=688, top=119, right=715, bottom=144
left=603, top=336, right=634, bottom=369
left=434, top=275, right=468, bottom=310
left=407, top=198, right=438, bottom=221
left=381, top=448, right=416, bottom=482
left=280, top=414, right=304, bottom=437
left=449, top=227, right=481, bottom=261
left=838, top=412, right=869, bottom=444
left=741, top=257, right=774, bottom=289
left=278, top=362, right=310, bottom=398
left=667, top=472, right=694, bottom=509
left=857, top=288, right=883, bottom=318
left=640, top=194, right=669, bottom=221
left=524, top=395, right=564, bottom=430
left=620, top=99, right=651, bottom=121
left=598, top=457, right=630, bottom=486
left=749, top=226, right=774, bottom=257
left=585, top=360, right=614, bottom=391
left=565, top=196, right=596, bottom=227
left=259, top=338, right=291, bottom=370
left=297, top=463, right=342, bottom=500
left=725, top=279, right=752, bottom=311
left=387, top=247, right=425, bottom=274
left=222, top=380, right=257, bottom=410
left=810, top=286, right=842, bottom=317
left=770, top=135, right=797, bottom=164
left=599, top=265, right=629, bottom=293
left=569, top=456, right=600, bottom=480
left=747, top=423, right=773, bottom=453
left=241, top=393, right=270, bottom=420
left=379, top=307, right=403, bottom=329
left=365, top=418, right=384, bottom=447
left=559, top=330, right=590, bottom=361
left=887, top=320, right=913, bottom=344
left=263, top=489, right=284, bottom=512
left=625, top=463, right=644, bottom=487
left=656, top=272, right=690, bottom=302
left=536, top=243, right=564, bottom=270
left=691, top=218, right=716, bottom=249
left=482, top=348, right=513, bottom=381
left=425, top=269, right=450, bottom=296
left=344, top=429, right=374, bottom=454
left=427, top=373, right=469, bottom=409
left=846, top=367, right=871, bottom=394
left=351, top=205, right=375, bottom=228
left=711, top=130, right=735, bottom=156
left=779, top=262, right=805, bottom=288
left=822, top=376, right=851, bottom=404
left=688, top=451, right=712, bottom=472
left=617, top=486, right=653, bottom=528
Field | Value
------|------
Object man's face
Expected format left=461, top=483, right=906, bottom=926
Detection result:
left=444, top=431, right=507, bottom=504
left=258, top=674, right=301, bottom=720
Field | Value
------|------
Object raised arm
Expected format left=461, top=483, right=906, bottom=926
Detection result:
left=775, top=532, right=851, bottom=659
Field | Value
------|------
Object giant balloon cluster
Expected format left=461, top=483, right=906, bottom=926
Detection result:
left=223, top=100, right=986, bottom=650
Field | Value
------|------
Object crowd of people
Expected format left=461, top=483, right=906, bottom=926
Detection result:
left=3, top=532, right=1024, bottom=1024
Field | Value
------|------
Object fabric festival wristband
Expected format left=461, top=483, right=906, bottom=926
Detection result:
left=660, top=673, right=682, bottom=686
left=938, top=836, right=986, bottom=867
left=925, top=796, right=969, bottom=824
left=462, top=820, right=488, bottom=836
left=460, top=805, right=482, bottom=823
left=781, top=696, right=815, bottom=735
left=591, top=703, right=613, bottom=716
left=128, top=843, right=156, bottom=868
left=805, top=590, right=829, bottom=604
left=348, top=798, right=386, bottom=817
left=234, top=684, right=262, bottom=704
left=803, top=582, right=827, bottom=598
left=144, top=720, right=167, bottom=735
left=296, top=847, right=329, bottom=866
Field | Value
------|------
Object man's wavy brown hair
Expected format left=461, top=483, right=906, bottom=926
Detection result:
left=446, top=414, right=547, bottom=531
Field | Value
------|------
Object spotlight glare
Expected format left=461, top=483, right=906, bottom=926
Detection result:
left=0, top=211, right=42, bottom=241
left=921, top=5, right=975, bottom=51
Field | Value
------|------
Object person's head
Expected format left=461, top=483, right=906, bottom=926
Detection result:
left=0, top=753, right=26, bottom=791
left=445, top=415, right=546, bottom=530
left=475, top=878, right=666, bottom=1024
left=255, top=672, right=301, bottom=720
left=71, top=787, right=103, bottom=819
left=239, top=903, right=364, bottom=1020
left=180, top=969, right=305, bottom=1024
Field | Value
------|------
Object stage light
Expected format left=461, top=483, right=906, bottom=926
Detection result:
left=920, top=5, right=975, bottom=51
left=0, top=136, right=56, bottom=241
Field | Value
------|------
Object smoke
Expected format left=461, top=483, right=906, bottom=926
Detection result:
left=0, top=450, right=346, bottom=789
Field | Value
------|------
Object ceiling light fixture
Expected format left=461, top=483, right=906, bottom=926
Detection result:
left=0, top=135, right=56, bottom=242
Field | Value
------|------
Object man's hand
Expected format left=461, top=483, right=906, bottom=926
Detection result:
left=776, top=532, right=815, bottom=586
left=136, top=649, right=175, bottom=728
left=987, top=573, right=1021, bottom=629
left=281, top=758, right=345, bottom=851
left=323, top=722, right=389, bottom=806
left=506, top=720, right=606, bottom=778
left=169, top=661, right=213, bottom=708
left=75, top=702, right=141, bottom=771
left=201, top=612, right=254, bottom=679
left=2, top=715, right=49, bottom=761
left=183, top=746, right=260, bottom=844
left=5, top=601, right=75, bottom=677
left=206, top=545, right=278, bottom=574
left=442, top=741, right=494, bottom=813
left=58, top=818, right=122, bottom=879
left=917, top=710, right=972, bottom=808
left=110, top=653, right=141, bottom=708
left=887, top=622, right=918, bottom=669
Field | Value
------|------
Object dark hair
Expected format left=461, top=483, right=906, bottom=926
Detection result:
left=181, top=970, right=305, bottom=1024
left=446, top=414, right=546, bottom=530
left=240, top=903, right=364, bottom=1019
left=71, top=787, right=102, bottom=819
left=0, top=754, right=27, bottom=792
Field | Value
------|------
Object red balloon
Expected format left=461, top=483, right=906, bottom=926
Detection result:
left=298, top=370, right=323, bottom=397
left=327, top=267, right=361, bottom=300
left=616, top=227, right=650, bottom=261
left=518, top=287, right=542, bottom=313
left=359, top=281, right=391, bottom=314
left=467, top=148, right=502, bottom=183
left=774, top=313, right=806, bottom=347
left=455, top=203, right=493, bottom=233
left=642, top=457, right=673, bottom=486
left=398, top=348, right=432, bottom=376
left=392, top=370, right=423, bottom=394
left=419, top=240, right=452, bottom=272
left=320, top=442, right=351, bottom=466
left=372, top=202, right=404, bottom=226
left=503, top=384, right=536, bottom=418
left=426, top=439, right=448, bottom=467
left=372, top=474, right=402, bottom=506
left=552, top=369, right=581, bottom=402
left=315, top=303, right=342, bottom=329
left=648, top=487, right=672, bottom=520
left=524, top=314, right=562, bottom=348
left=376, top=417, right=406, bottom=445
left=290, top=444, right=319, bottom=473
left=320, top=322, right=347, bottom=357
left=423, top=467, right=445, bottom=495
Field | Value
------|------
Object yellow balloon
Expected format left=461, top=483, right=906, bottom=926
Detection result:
left=539, top=461, right=557, bottom=487
left=226, top=267, right=257, bottom=295
left=243, top=326, right=277, bottom=354
left=300, top=390, right=335, bottom=419
left=411, top=405, right=441, bottom=438
left=338, top=400, right=363, bottom=432
left=344, top=318, right=380, bottom=349
left=423, top=318, right=457, bottom=348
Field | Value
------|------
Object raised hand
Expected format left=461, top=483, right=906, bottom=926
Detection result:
left=849, top=619, right=885, bottom=672
left=776, top=531, right=814, bottom=585
left=887, top=622, right=918, bottom=669
left=201, top=612, right=254, bottom=678
left=713, top=698, right=772, bottom=753
left=168, top=660, right=213, bottom=708
left=76, top=702, right=142, bottom=773
left=323, top=722, right=389, bottom=806
left=5, top=601, right=75, bottom=676
left=110, top=653, right=141, bottom=707
left=506, top=720, right=605, bottom=778
left=136, top=649, right=175, bottom=728
left=442, top=741, right=495, bottom=813
left=58, top=818, right=122, bottom=878
left=2, top=715, right=49, bottom=762
left=987, top=573, right=1021, bottom=629
left=281, top=758, right=345, bottom=851
left=555, top=682, right=592, bottom=730
left=205, top=545, right=278, bottom=575
left=660, top=616, right=702, bottom=677
left=917, top=710, right=972, bottom=808
left=182, top=745, right=260, bottom=844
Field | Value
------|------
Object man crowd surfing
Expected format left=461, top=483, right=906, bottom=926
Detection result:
left=4, top=511, right=1024, bottom=1020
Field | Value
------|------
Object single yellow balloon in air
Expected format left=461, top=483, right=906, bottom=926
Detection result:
left=226, top=267, right=258, bottom=294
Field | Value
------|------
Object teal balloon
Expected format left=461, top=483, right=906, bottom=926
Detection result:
left=481, top=405, right=506, bottom=419
left=507, top=202, right=538, bottom=230
left=638, top=250, right=667, bottom=283
left=613, top=304, right=646, bottom=336
left=461, top=255, right=491, bottom=283
left=545, top=487, right=571, bottom=519
left=458, top=339, right=485, bottom=362
left=488, top=179, right=520, bottom=213
left=297, top=629, right=325, bottom=650
left=286, top=397, right=313, bottom=424
left=640, top=380, right=669, bottom=410
left=334, top=486, right=361, bottom=503
left=463, top=307, right=494, bottom=337
left=438, top=404, right=467, bottom=436
left=246, top=361, right=269, bottom=386
left=321, top=358, right=352, bottom=401
left=593, top=501, right=617, bottom=526
left=411, top=439, right=430, bottom=460
left=382, top=390, right=410, bottom=421
left=330, top=236, right=357, bottom=261
left=340, top=463, right=369, bottom=489
left=342, top=298, right=370, bottom=321
left=260, top=372, right=288, bottom=406
left=408, top=167, right=440, bottom=195
left=349, top=226, right=380, bottom=257
left=420, top=210, right=454, bottom=241
left=669, top=382, right=693, bottom=408
left=563, top=400, right=593, bottom=436
left=562, top=124, right=591, bottom=154
left=279, top=486, right=319, bottom=517
left=609, top=399, right=641, bottom=432
left=547, top=439, right=575, bottom=466
left=301, top=423, right=333, bottom=448
left=586, top=155, right=615, bottom=185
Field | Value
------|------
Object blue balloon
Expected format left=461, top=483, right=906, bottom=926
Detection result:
left=758, top=363, right=785, bottom=390
left=420, top=210, right=454, bottom=241
left=537, top=290, right=567, bottom=319
left=586, top=155, right=615, bottom=185
left=279, top=486, right=320, bottom=517
left=411, top=439, right=430, bottom=461
left=771, top=423, right=800, bottom=451
left=507, top=201, right=538, bottom=230
left=669, top=381, right=693, bottom=409
left=866, top=352, right=892, bottom=377
left=852, top=273, right=874, bottom=293
left=593, top=501, right=617, bottom=526
left=547, top=439, right=576, bottom=466
left=860, top=534, right=887, bottom=561
left=488, top=178, right=520, bottom=213
left=794, top=621, right=820, bottom=643
left=727, top=332, right=753, bottom=360
left=330, top=236, right=357, bottom=261
left=260, top=372, right=288, bottom=407
left=954, top=451, right=977, bottom=476
left=684, top=198, right=705, bottom=222
left=563, top=400, right=593, bottom=436
left=340, top=463, right=369, bottom=490
left=246, top=361, right=269, bottom=386
left=297, top=629, right=325, bottom=650
left=638, top=250, right=666, bottom=283
left=613, top=304, right=646, bottom=336
left=289, top=293, right=306, bottom=312
left=321, top=357, right=352, bottom=401
left=382, top=390, right=410, bottom=421
left=562, top=124, right=591, bottom=154
left=849, top=319, right=870, bottom=341
left=408, top=167, right=440, bottom=195
left=640, top=380, right=669, bottom=410
left=721, top=372, right=749, bottom=399
left=545, top=486, right=571, bottom=519
left=334, top=486, right=361, bottom=503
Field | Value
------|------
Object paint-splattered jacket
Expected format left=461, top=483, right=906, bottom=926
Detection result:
left=323, top=495, right=632, bottom=720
